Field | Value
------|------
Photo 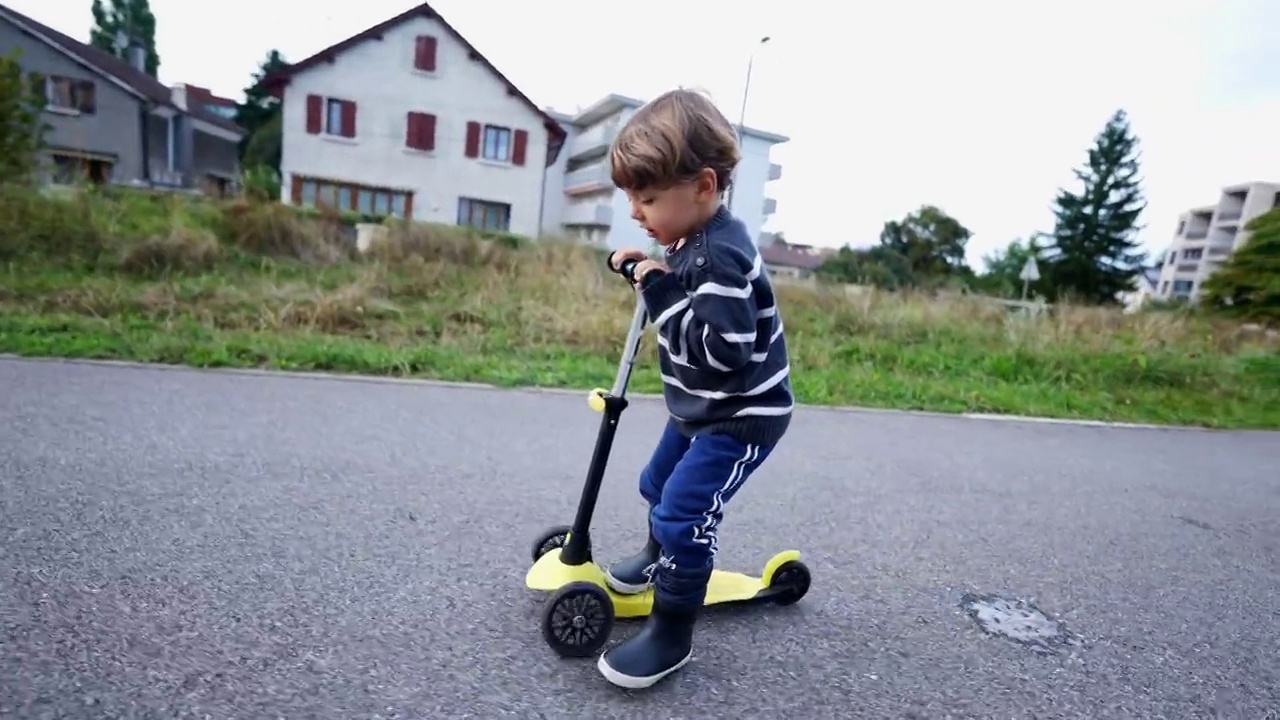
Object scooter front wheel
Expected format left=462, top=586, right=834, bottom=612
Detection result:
left=530, top=524, right=572, bottom=562
left=541, top=582, right=614, bottom=658
left=768, top=560, right=812, bottom=606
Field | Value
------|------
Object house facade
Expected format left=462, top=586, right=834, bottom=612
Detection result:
left=0, top=2, right=244, bottom=193
left=540, top=93, right=786, bottom=251
left=1154, top=181, right=1280, bottom=302
left=261, top=3, right=566, bottom=237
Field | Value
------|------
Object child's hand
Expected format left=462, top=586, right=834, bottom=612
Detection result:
left=609, top=248, right=648, bottom=272
left=633, top=259, right=669, bottom=286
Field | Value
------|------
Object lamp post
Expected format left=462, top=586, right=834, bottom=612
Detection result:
left=726, top=35, right=770, bottom=214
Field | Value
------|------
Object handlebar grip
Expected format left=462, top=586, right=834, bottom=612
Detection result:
left=619, top=258, right=639, bottom=283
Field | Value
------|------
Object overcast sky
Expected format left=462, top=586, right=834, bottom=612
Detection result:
left=14, top=0, right=1280, bottom=267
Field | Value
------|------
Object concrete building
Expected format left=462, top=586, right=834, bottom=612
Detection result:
left=1155, top=181, right=1280, bottom=301
left=260, top=2, right=566, bottom=237
left=540, top=94, right=786, bottom=250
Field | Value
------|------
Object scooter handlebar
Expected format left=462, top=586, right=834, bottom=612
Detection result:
left=617, top=258, right=639, bottom=284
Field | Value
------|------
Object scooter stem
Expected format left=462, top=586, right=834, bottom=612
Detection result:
left=610, top=294, right=649, bottom=399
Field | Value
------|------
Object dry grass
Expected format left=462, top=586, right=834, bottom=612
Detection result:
left=0, top=182, right=1276, bottom=428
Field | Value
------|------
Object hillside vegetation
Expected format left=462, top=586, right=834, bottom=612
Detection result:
left=1, top=185, right=1277, bottom=429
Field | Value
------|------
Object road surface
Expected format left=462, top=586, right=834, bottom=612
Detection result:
left=2, top=357, right=1278, bottom=719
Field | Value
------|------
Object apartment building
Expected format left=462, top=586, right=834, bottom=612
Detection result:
left=1155, top=181, right=1280, bottom=301
left=539, top=93, right=786, bottom=251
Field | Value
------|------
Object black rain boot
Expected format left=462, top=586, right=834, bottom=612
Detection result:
left=597, top=559, right=707, bottom=690
left=604, top=518, right=661, bottom=595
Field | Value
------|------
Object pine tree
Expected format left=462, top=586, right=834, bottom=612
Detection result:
left=1043, top=109, right=1148, bottom=304
left=89, top=0, right=160, bottom=77
left=235, top=49, right=288, bottom=171
left=1199, top=207, right=1280, bottom=324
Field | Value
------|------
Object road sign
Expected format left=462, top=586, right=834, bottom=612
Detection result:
left=1019, top=256, right=1040, bottom=282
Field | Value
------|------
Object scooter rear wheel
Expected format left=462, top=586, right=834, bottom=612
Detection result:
left=530, top=524, right=572, bottom=562
left=541, top=581, right=614, bottom=658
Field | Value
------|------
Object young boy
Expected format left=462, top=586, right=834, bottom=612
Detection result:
left=597, top=88, right=794, bottom=690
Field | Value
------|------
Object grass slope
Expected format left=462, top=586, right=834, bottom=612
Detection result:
left=2, top=184, right=1277, bottom=429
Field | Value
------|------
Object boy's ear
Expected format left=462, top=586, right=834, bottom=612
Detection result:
left=695, top=167, right=719, bottom=199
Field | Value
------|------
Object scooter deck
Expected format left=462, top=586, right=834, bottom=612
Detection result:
left=526, top=547, right=801, bottom=619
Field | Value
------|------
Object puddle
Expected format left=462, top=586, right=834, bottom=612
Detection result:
left=959, top=592, right=1081, bottom=654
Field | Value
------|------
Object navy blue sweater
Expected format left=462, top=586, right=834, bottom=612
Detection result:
left=636, top=205, right=793, bottom=448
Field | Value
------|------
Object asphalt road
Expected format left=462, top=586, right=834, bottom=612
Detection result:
left=2, top=357, right=1278, bottom=719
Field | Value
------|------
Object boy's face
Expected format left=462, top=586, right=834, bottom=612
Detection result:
left=624, top=169, right=718, bottom=247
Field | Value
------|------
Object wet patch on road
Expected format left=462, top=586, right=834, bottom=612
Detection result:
left=1173, top=514, right=1214, bottom=531
left=959, top=592, right=1081, bottom=655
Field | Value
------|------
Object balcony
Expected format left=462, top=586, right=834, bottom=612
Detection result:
left=767, top=162, right=782, bottom=181
left=1183, top=229, right=1208, bottom=240
left=563, top=162, right=612, bottom=195
left=562, top=200, right=613, bottom=227
left=565, top=120, right=620, bottom=161
left=762, top=197, right=777, bottom=215
left=1176, top=263, right=1199, bottom=274
left=1215, top=209, right=1242, bottom=223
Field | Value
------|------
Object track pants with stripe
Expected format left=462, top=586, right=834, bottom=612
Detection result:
left=639, top=418, right=775, bottom=613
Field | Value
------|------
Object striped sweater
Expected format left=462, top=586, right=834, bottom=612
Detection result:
left=636, top=204, right=793, bottom=447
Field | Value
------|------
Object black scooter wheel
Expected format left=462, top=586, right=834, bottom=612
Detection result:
left=541, top=582, right=614, bottom=658
left=531, top=525, right=572, bottom=562
left=769, top=560, right=811, bottom=606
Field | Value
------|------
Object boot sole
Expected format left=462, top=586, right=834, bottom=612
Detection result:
left=597, top=650, right=692, bottom=689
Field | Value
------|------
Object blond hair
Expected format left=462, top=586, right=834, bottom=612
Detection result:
left=609, top=88, right=741, bottom=193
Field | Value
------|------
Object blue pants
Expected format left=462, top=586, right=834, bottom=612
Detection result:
left=638, top=419, right=774, bottom=611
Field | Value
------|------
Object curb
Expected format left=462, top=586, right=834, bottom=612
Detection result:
left=0, top=353, right=1253, bottom=434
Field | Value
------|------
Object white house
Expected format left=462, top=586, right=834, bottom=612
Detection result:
left=540, top=93, right=786, bottom=251
left=260, top=2, right=566, bottom=238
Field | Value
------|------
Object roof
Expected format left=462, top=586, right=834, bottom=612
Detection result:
left=179, top=83, right=237, bottom=110
left=257, top=2, right=566, bottom=165
left=0, top=2, right=243, bottom=135
left=557, top=93, right=790, bottom=144
left=760, top=241, right=834, bottom=270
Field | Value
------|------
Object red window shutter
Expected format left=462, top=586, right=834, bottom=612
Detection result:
left=512, top=129, right=528, bottom=166
left=464, top=121, right=480, bottom=158
left=421, top=113, right=436, bottom=150
left=305, top=94, right=322, bottom=134
left=405, top=112, right=420, bottom=149
left=341, top=100, right=357, bottom=138
left=414, top=36, right=437, bottom=72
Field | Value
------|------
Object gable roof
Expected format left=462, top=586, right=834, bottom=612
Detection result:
left=257, top=2, right=566, bottom=165
left=0, top=2, right=243, bottom=135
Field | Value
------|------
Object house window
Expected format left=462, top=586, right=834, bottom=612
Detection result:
left=457, top=197, right=511, bottom=232
left=1172, top=280, right=1194, bottom=294
left=1182, top=248, right=1203, bottom=260
left=326, top=99, right=345, bottom=136
left=482, top=125, right=511, bottom=161
left=44, top=75, right=96, bottom=113
left=49, top=153, right=112, bottom=184
left=292, top=176, right=412, bottom=219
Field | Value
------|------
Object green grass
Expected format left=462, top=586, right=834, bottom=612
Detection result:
left=2, top=183, right=1278, bottom=429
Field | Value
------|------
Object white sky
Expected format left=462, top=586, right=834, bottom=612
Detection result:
left=14, top=0, right=1280, bottom=267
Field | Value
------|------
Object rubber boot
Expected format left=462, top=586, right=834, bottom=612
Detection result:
left=597, top=589, right=697, bottom=689
left=603, top=518, right=661, bottom=595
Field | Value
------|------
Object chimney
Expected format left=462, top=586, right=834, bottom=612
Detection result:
left=126, top=38, right=146, bottom=72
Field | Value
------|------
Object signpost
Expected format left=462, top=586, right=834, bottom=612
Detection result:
left=1019, top=256, right=1040, bottom=301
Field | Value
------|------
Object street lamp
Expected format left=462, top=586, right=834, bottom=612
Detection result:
left=726, top=35, right=770, bottom=214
